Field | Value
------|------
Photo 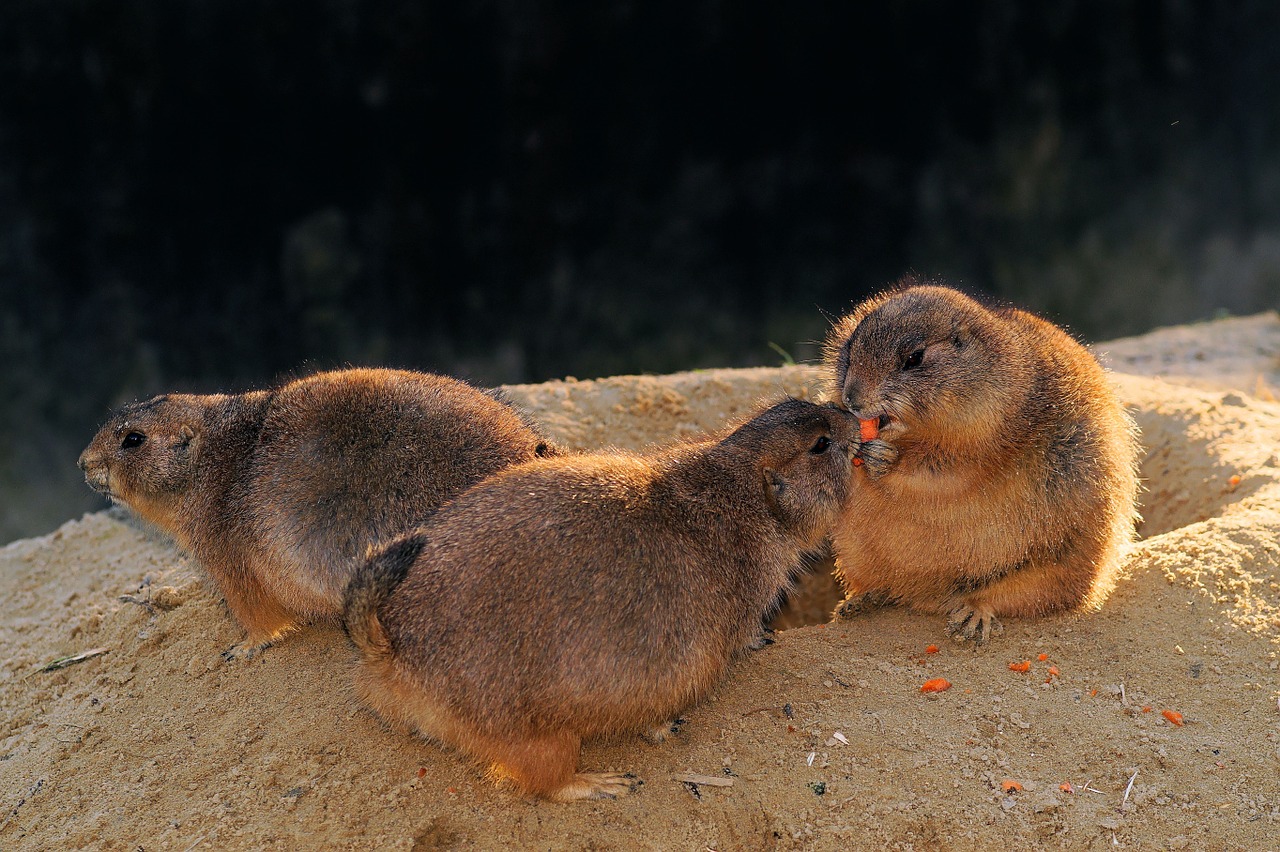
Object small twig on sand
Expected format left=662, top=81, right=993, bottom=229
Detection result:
left=1121, top=768, right=1139, bottom=807
left=673, top=773, right=734, bottom=788
left=119, top=594, right=157, bottom=614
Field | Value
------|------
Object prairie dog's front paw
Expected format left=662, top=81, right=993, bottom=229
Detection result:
left=859, top=439, right=898, bottom=480
left=747, top=626, right=776, bottom=651
left=643, top=717, right=686, bottom=744
left=946, top=605, right=1003, bottom=644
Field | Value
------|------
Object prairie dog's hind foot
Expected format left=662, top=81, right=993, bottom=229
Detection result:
left=946, top=604, right=1004, bottom=644
left=220, top=639, right=274, bottom=662
left=547, top=772, right=642, bottom=803
left=218, top=620, right=297, bottom=662
left=835, top=589, right=893, bottom=620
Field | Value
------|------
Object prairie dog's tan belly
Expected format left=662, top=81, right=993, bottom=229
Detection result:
left=833, top=460, right=1056, bottom=607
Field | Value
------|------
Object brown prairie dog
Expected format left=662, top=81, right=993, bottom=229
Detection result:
left=824, top=279, right=1139, bottom=641
left=78, top=368, right=558, bottom=650
left=343, top=399, right=856, bottom=801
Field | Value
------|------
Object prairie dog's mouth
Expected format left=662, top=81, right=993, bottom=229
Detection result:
left=853, top=411, right=899, bottom=434
left=82, top=468, right=113, bottom=497
left=872, top=413, right=908, bottom=439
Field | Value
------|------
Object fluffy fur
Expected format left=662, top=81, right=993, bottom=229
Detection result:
left=823, top=278, right=1140, bottom=641
left=78, top=368, right=558, bottom=649
left=343, top=399, right=856, bottom=801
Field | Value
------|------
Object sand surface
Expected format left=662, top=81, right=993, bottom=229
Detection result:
left=3, top=314, right=1279, bottom=850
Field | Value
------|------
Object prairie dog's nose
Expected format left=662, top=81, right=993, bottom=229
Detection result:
left=841, top=382, right=861, bottom=413
left=78, top=450, right=100, bottom=472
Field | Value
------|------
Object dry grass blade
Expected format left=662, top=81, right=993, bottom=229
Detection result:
left=37, top=647, right=110, bottom=673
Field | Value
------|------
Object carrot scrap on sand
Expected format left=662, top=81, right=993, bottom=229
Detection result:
left=1228, top=474, right=1241, bottom=489
left=1047, top=665, right=1060, bottom=677
left=1001, top=779, right=1023, bottom=793
left=920, top=678, right=951, bottom=693
left=1037, top=653, right=1048, bottom=662
left=1008, top=660, right=1031, bottom=673
left=925, top=644, right=939, bottom=654
left=1059, top=782, right=1074, bottom=794
left=1162, top=709, right=1185, bottom=726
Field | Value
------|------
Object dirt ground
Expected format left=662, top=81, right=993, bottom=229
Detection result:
left=2, top=313, right=1279, bottom=851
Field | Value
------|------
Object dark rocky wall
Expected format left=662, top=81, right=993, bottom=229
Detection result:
left=3, top=0, right=1279, bottom=541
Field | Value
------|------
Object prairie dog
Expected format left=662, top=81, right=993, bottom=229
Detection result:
left=343, top=399, right=856, bottom=801
left=824, top=280, right=1139, bottom=641
left=78, top=368, right=558, bottom=649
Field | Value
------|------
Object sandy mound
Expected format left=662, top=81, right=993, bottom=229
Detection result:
left=3, top=316, right=1279, bottom=850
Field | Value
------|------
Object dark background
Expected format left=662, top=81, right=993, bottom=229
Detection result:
left=4, top=0, right=1280, bottom=542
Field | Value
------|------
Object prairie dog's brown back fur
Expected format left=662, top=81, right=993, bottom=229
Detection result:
left=823, top=279, right=1139, bottom=641
left=343, top=399, right=857, bottom=801
left=78, top=368, right=558, bottom=648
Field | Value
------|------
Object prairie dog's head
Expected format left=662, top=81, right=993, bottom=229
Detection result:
left=78, top=394, right=210, bottom=520
left=720, top=399, right=857, bottom=546
left=823, top=284, right=1027, bottom=444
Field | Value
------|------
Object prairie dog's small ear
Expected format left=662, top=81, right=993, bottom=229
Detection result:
left=178, top=424, right=202, bottom=461
left=762, top=467, right=788, bottom=522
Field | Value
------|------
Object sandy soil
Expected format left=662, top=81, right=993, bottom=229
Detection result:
left=2, top=314, right=1279, bottom=851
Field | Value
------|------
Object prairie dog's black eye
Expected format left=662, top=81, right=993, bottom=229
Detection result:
left=903, top=348, right=925, bottom=370
left=121, top=432, right=146, bottom=449
left=810, top=435, right=831, bottom=455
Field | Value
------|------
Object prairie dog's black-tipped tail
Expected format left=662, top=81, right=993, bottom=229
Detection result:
left=342, top=534, right=425, bottom=658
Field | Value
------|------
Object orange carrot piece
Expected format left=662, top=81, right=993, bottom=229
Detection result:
left=920, top=678, right=951, bottom=693
left=1037, top=653, right=1048, bottom=662
left=925, top=644, right=939, bottom=654
left=1142, top=706, right=1152, bottom=713
left=1047, top=665, right=1060, bottom=677
left=1059, top=781, right=1074, bottom=794
left=1001, top=779, right=1023, bottom=793
left=1162, top=709, right=1184, bottom=726
left=859, top=418, right=879, bottom=442
left=1008, top=660, right=1031, bottom=673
